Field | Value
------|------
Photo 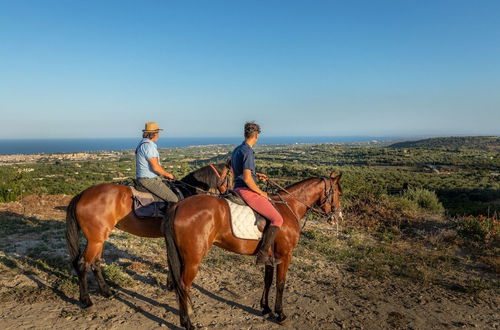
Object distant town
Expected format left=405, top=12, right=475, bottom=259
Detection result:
left=0, top=151, right=125, bottom=165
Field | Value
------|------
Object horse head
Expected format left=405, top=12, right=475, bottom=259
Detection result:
left=318, top=171, right=343, bottom=224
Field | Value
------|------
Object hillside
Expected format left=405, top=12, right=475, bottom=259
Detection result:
left=0, top=144, right=498, bottom=329
left=0, top=194, right=498, bottom=329
left=389, top=136, right=500, bottom=150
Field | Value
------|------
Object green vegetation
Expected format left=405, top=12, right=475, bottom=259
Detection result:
left=402, top=188, right=444, bottom=215
left=1, top=137, right=499, bottom=216
left=389, top=136, right=500, bottom=150
left=457, top=215, right=499, bottom=245
left=103, top=262, right=135, bottom=287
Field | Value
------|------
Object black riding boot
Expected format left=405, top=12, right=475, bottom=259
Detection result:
left=256, top=225, right=282, bottom=266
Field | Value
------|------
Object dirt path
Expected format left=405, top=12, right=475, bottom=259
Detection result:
left=0, top=195, right=498, bottom=329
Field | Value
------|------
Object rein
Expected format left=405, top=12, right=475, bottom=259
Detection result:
left=174, top=179, right=221, bottom=196
left=267, top=177, right=338, bottom=231
left=174, top=163, right=232, bottom=196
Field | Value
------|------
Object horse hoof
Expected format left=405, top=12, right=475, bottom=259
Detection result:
left=80, top=298, right=93, bottom=309
left=276, top=313, right=288, bottom=324
left=181, top=319, right=194, bottom=330
left=102, top=288, right=115, bottom=298
left=262, top=306, right=273, bottom=316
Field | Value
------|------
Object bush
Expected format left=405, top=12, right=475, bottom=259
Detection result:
left=0, top=185, right=22, bottom=202
left=403, top=188, right=444, bottom=215
left=389, top=195, right=419, bottom=217
left=458, top=215, right=499, bottom=244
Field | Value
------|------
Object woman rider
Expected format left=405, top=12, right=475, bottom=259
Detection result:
left=231, top=122, right=283, bottom=266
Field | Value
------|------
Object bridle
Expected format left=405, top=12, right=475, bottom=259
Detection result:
left=209, top=163, right=232, bottom=194
left=318, top=177, right=343, bottom=224
left=268, top=176, right=342, bottom=230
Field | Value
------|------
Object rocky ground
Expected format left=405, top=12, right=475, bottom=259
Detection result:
left=0, top=195, right=498, bottom=329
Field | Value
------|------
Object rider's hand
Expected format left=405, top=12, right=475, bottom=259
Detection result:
left=260, top=191, right=269, bottom=199
left=165, top=173, right=175, bottom=180
left=257, top=173, right=268, bottom=181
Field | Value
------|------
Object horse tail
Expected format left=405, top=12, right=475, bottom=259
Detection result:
left=164, top=205, right=190, bottom=307
left=66, top=193, right=83, bottom=266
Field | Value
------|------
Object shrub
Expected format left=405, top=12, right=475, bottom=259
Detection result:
left=389, top=195, right=419, bottom=217
left=0, top=185, right=22, bottom=202
left=458, top=215, right=499, bottom=244
left=403, top=188, right=444, bottom=215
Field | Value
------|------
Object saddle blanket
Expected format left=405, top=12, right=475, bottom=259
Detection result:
left=130, top=187, right=166, bottom=219
left=226, top=199, right=263, bottom=240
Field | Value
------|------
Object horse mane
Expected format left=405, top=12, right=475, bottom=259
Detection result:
left=278, top=177, right=322, bottom=195
left=286, top=176, right=321, bottom=191
left=180, top=162, right=230, bottom=193
left=281, top=176, right=342, bottom=196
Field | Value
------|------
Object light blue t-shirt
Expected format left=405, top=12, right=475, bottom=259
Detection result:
left=135, top=138, right=160, bottom=178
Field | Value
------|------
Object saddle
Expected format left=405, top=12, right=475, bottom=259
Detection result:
left=223, top=191, right=268, bottom=240
left=130, top=179, right=184, bottom=219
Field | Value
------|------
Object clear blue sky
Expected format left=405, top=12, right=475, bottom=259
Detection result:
left=1, top=0, right=499, bottom=138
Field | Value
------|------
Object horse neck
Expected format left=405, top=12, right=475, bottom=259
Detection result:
left=277, top=178, right=324, bottom=218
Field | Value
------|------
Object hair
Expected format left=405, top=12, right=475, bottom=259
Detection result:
left=143, top=131, right=158, bottom=139
left=244, top=122, right=261, bottom=139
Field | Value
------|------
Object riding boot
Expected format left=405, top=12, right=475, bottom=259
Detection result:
left=256, top=225, right=282, bottom=266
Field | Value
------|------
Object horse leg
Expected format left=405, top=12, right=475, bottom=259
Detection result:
left=75, top=254, right=92, bottom=307
left=274, top=254, right=291, bottom=324
left=181, top=258, right=203, bottom=324
left=260, top=265, right=274, bottom=316
left=91, top=248, right=114, bottom=298
left=78, top=240, right=106, bottom=307
left=177, top=245, right=208, bottom=330
left=166, top=265, right=174, bottom=292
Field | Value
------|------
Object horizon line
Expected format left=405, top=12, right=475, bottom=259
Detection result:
left=0, top=134, right=498, bottom=141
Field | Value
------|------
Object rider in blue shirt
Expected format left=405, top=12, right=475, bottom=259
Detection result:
left=135, top=122, right=178, bottom=203
left=231, top=122, right=283, bottom=266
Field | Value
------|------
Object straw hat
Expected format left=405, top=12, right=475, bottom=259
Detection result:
left=142, top=122, right=163, bottom=132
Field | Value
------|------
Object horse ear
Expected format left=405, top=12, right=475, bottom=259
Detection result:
left=330, top=171, right=342, bottom=181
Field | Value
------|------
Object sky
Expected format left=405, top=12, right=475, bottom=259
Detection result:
left=0, top=0, right=499, bottom=139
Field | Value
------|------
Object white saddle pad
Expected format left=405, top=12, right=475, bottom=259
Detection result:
left=226, top=199, right=263, bottom=240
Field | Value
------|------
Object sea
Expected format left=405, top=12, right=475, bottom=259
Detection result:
left=0, top=136, right=397, bottom=155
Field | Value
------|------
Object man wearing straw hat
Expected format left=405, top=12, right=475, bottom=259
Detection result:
left=135, top=122, right=178, bottom=203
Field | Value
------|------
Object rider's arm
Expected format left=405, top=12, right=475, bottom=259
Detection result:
left=148, top=157, right=175, bottom=180
left=243, top=169, right=268, bottom=199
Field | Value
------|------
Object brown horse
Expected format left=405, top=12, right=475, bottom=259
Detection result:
left=164, top=172, right=343, bottom=329
left=65, top=162, right=232, bottom=308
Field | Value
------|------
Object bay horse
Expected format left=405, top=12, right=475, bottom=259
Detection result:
left=164, top=172, right=343, bottom=329
left=65, top=161, right=232, bottom=308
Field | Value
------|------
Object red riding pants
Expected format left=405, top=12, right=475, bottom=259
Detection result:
left=234, top=187, right=283, bottom=227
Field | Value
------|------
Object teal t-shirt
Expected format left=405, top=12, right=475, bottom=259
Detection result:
left=135, top=138, right=160, bottom=178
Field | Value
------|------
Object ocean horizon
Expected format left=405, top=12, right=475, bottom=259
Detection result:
left=0, top=136, right=399, bottom=155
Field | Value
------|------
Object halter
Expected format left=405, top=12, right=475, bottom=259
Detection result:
left=268, top=176, right=342, bottom=231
